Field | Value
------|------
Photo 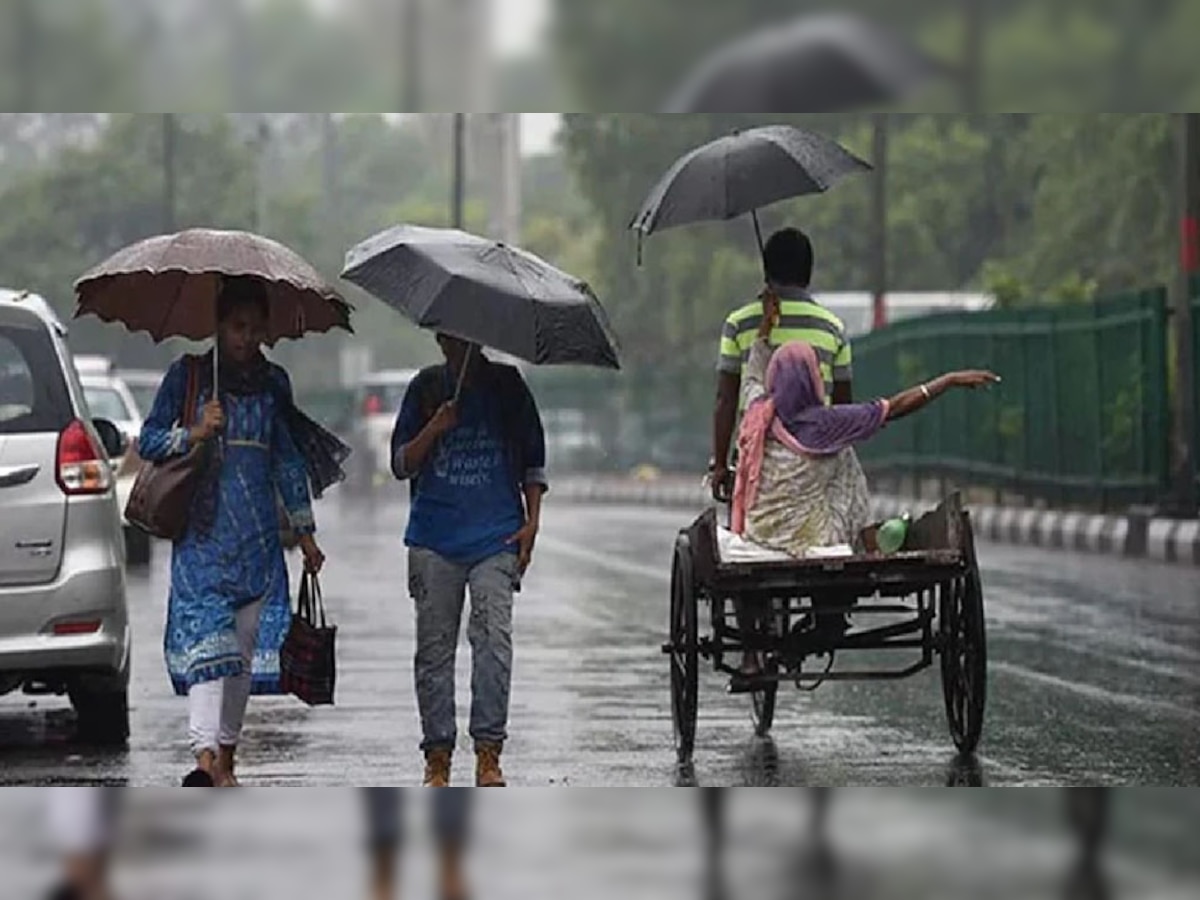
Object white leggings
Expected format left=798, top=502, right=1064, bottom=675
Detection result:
left=188, top=598, right=263, bottom=756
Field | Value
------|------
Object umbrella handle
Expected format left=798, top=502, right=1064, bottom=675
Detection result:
left=751, top=209, right=766, bottom=262
left=453, top=343, right=475, bottom=403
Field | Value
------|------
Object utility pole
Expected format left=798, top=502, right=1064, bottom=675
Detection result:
left=162, top=113, right=177, bottom=232
left=1170, top=113, right=1199, bottom=515
left=452, top=112, right=466, bottom=229
left=249, top=116, right=270, bottom=233
left=15, top=0, right=35, bottom=110
left=871, top=113, right=889, bottom=331
left=401, top=0, right=422, bottom=111
left=962, top=0, right=985, bottom=115
left=320, top=113, right=340, bottom=240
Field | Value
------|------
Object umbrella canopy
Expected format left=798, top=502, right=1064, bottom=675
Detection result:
left=631, top=125, right=871, bottom=244
left=342, top=225, right=621, bottom=370
left=664, top=13, right=946, bottom=113
left=75, top=228, right=353, bottom=344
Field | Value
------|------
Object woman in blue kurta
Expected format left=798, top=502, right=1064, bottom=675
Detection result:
left=139, top=276, right=345, bottom=787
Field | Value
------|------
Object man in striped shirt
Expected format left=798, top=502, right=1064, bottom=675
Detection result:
left=710, top=228, right=854, bottom=500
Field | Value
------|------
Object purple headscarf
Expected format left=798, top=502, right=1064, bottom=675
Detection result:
left=732, top=341, right=888, bottom=535
left=767, top=342, right=888, bottom=456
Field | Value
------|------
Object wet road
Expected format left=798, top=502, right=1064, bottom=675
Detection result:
left=0, top=493, right=1197, bottom=786
left=5, top=789, right=1200, bottom=899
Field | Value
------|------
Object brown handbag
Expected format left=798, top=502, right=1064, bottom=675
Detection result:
left=124, top=357, right=211, bottom=542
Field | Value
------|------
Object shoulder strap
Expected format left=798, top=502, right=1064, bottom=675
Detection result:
left=182, top=356, right=201, bottom=426
left=418, top=365, right=448, bottom=424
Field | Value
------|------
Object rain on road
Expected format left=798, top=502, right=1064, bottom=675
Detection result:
left=0, top=493, right=1197, bottom=788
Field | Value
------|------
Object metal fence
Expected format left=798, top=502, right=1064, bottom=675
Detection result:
left=854, top=289, right=1171, bottom=511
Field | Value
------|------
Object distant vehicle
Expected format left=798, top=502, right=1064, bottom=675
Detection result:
left=116, top=368, right=164, bottom=422
left=814, top=292, right=996, bottom=338
left=79, top=374, right=142, bottom=447
left=79, top=371, right=149, bottom=567
left=543, top=408, right=606, bottom=473
left=351, top=369, right=419, bottom=481
left=0, top=289, right=131, bottom=745
left=72, top=355, right=117, bottom=377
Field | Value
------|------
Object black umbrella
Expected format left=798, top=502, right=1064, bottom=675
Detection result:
left=630, top=125, right=871, bottom=261
left=342, top=225, right=621, bottom=371
left=664, top=13, right=947, bottom=113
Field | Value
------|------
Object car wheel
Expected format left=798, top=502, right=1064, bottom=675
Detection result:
left=69, top=669, right=130, bottom=747
left=124, top=525, right=152, bottom=567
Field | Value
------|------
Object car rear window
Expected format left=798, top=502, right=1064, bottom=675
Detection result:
left=0, top=321, right=72, bottom=435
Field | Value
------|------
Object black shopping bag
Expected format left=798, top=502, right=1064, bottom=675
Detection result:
left=280, top=571, right=337, bottom=706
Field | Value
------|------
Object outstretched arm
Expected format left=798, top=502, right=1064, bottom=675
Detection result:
left=886, top=371, right=1000, bottom=422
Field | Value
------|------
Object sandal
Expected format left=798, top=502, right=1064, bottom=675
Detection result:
left=182, top=769, right=215, bottom=787
left=183, top=749, right=217, bottom=787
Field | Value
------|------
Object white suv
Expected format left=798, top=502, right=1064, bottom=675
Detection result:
left=0, top=290, right=131, bottom=745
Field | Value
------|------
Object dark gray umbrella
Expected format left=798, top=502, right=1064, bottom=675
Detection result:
left=342, top=225, right=621, bottom=370
left=630, top=125, right=871, bottom=259
left=664, top=13, right=946, bottom=113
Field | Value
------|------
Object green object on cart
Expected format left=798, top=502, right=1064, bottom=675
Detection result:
left=877, top=513, right=912, bottom=555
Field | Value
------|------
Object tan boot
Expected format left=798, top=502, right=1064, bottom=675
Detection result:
left=475, top=742, right=506, bottom=787
left=424, top=748, right=453, bottom=787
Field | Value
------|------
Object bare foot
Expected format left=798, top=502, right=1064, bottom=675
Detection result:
left=217, top=746, right=240, bottom=787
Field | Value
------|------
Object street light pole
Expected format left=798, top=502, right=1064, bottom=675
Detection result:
left=1170, top=113, right=1199, bottom=515
left=452, top=112, right=466, bottom=229
left=871, top=113, right=889, bottom=331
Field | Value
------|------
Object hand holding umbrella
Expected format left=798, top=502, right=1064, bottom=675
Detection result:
left=75, top=228, right=356, bottom=513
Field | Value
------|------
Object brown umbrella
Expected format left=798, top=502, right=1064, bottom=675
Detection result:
left=74, top=228, right=353, bottom=346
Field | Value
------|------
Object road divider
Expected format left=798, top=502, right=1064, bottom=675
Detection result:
left=551, top=477, right=1200, bottom=568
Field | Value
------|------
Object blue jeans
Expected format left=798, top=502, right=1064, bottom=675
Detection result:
left=363, top=788, right=471, bottom=850
left=408, top=549, right=519, bottom=753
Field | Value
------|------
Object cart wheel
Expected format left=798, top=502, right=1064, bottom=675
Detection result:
left=670, top=533, right=700, bottom=763
left=940, top=560, right=987, bottom=755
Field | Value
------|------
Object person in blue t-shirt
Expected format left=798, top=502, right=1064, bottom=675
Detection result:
left=391, top=333, right=548, bottom=788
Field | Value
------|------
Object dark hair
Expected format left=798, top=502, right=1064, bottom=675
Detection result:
left=217, top=276, right=269, bottom=323
left=763, top=228, right=814, bottom=287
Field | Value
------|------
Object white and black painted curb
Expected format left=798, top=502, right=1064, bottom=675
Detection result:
left=552, top=478, right=1200, bottom=567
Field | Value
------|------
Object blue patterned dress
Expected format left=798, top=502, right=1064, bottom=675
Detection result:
left=139, top=356, right=315, bottom=696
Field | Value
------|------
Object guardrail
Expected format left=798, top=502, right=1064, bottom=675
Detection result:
left=854, top=289, right=1171, bottom=512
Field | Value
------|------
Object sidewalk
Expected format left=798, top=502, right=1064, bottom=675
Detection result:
left=551, top=475, right=1200, bottom=567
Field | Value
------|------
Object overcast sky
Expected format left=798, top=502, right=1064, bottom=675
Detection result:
left=494, top=0, right=559, bottom=155
left=494, top=0, right=549, bottom=57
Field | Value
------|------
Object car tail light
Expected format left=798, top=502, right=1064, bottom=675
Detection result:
left=53, top=620, right=101, bottom=636
left=56, top=420, right=112, bottom=496
left=364, top=394, right=382, bottom=416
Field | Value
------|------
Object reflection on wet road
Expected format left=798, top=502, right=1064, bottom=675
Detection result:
left=0, top=494, right=1197, bottom=787
left=5, top=789, right=1199, bottom=900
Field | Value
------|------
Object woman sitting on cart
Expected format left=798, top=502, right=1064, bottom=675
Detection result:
left=729, top=290, right=998, bottom=687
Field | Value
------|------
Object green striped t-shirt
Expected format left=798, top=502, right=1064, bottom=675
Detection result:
left=717, top=290, right=851, bottom=408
